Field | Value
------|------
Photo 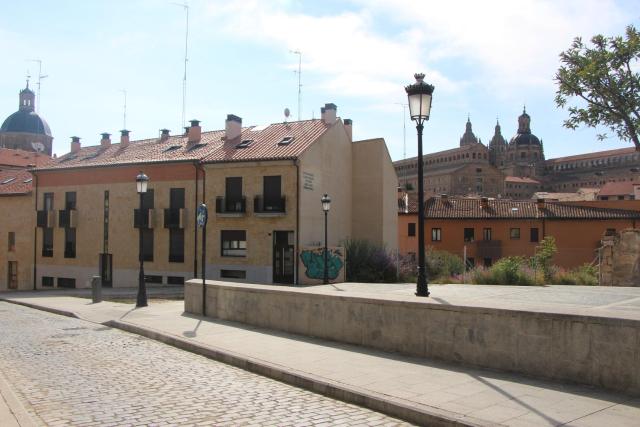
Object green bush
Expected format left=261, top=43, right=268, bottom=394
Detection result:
left=552, top=264, right=598, bottom=286
left=533, top=236, right=557, bottom=281
left=344, top=239, right=397, bottom=283
left=470, top=257, right=543, bottom=286
left=426, top=248, right=465, bottom=281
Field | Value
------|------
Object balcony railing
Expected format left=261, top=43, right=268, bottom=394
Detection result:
left=58, top=209, right=77, bottom=228
left=37, top=210, right=56, bottom=228
left=133, top=208, right=155, bottom=229
left=254, top=196, right=286, bottom=214
left=215, top=196, right=246, bottom=214
left=163, top=208, right=185, bottom=229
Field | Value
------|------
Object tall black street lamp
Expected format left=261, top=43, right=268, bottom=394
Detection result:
left=136, top=171, right=149, bottom=307
left=321, top=194, right=331, bottom=284
left=405, top=73, right=434, bottom=297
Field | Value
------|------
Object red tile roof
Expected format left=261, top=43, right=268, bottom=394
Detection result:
left=0, top=169, right=32, bottom=195
left=598, top=181, right=635, bottom=197
left=0, top=148, right=52, bottom=168
left=400, top=196, right=640, bottom=219
left=38, top=119, right=332, bottom=170
left=505, top=176, right=540, bottom=184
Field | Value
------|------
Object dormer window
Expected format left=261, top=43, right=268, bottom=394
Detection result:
left=1, top=177, right=16, bottom=185
left=163, top=145, right=181, bottom=152
left=187, top=143, right=207, bottom=151
left=236, top=139, right=253, bottom=149
left=278, top=136, right=295, bottom=146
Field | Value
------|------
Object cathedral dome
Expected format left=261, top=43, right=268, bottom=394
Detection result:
left=509, top=107, right=540, bottom=146
left=1, top=110, right=51, bottom=136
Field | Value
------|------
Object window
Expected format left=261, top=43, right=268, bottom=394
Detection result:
left=8, top=232, right=15, bottom=252
left=236, top=139, right=253, bottom=148
left=408, top=223, right=416, bottom=237
left=431, top=228, right=441, bottom=241
left=42, top=276, right=54, bottom=287
left=142, top=229, right=154, bottom=262
left=483, top=228, right=492, bottom=241
left=57, top=278, right=76, bottom=289
left=221, top=269, right=247, bottom=279
left=64, top=228, right=76, bottom=258
left=145, top=275, right=163, bottom=284
left=605, top=228, right=616, bottom=236
left=168, top=188, right=185, bottom=263
left=65, top=192, right=76, bottom=210
left=510, top=228, right=520, bottom=240
left=484, top=258, right=492, bottom=267
left=167, top=276, right=185, bottom=285
left=530, top=227, right=539, bottom=243
left=262, top=175, right=284, bottom=211
left=464, top=228, right=475, bottom=242
left=278, top=136, right=295, bottom=146
left=466, top=257, right=475, bottom=270
left=42, top=228, right=53, bottom=257
left=221, top=230, right=247, bottom=257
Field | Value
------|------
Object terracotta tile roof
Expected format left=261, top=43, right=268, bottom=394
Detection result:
left=0, top=148, right=52, bottom=168
left=38, top=119, right=331, bottom=171
left=504, top=176, right=540, bottom=184
left=0, top=169, right=32, bottom=195
left=598, top=181, right=635, bottom=197
left=546, top=146, right=637, bottom=163
left=400, top=195, right=640, bottom=219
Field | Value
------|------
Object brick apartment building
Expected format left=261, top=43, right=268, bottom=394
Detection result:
left=0, top=103, right=398, bottom=290
left=398, top=195, right=640, bottom=269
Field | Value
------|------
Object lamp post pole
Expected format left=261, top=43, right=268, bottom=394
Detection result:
left=405, top=73, right=434, bottom=297
left=321, top=194, right=331, bottom=284
left=136, top=172, right=149, bottom=308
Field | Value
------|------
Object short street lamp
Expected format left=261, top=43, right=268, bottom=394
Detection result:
left=405, top=73, right=434, bottom=297
left=321, top=194, right=331, bottom=284
left=136, top=171, right=149, bottom=308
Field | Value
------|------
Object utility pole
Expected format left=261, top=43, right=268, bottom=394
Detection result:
left=290, top=50, right=302, bottom=121
left=172, top=2, right=189, bottom=130
left=28, top=59, right=47, bottom=113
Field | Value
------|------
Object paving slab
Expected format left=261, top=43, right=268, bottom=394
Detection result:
left=2, top=285, right=640, bottom=426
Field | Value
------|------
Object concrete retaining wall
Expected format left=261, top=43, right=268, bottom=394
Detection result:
left=185, top=280, right=640, bottom=396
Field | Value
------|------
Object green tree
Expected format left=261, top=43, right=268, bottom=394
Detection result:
left=555, top=25, right=640, bottom=150
left=533, top=236, right=557, bottom=282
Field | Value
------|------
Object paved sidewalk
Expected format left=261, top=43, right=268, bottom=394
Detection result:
left=1, top=290, right=640, bottom=426
left=0, top=367, right=36, bottom=427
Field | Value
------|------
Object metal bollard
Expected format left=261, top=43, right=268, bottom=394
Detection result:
left=91, top=275, right=102, bottom=303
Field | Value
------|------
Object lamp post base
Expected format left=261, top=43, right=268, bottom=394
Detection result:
left=136, top=268, right=147, bottom=308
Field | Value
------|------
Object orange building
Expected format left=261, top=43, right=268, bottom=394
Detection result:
left=398, top=195, right=640, bottom=269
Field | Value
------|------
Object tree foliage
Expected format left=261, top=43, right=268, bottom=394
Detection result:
left=555, top=25, right=640, bottom=150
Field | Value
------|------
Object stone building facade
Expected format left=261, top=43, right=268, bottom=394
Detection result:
left=394, top=108, right=640, bottom=199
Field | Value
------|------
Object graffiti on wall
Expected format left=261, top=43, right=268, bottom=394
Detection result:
left=300, top=247, right=344, bottom=281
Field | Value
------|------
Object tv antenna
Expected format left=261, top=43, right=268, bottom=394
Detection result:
left=120, top=89, right=127, bottom=129
left=27, top=59, right=47, bottom=113
left=172, top=2, right=189, bottom=131
left=290, top=50, right=302, bottom=121
left=394, top=103, right=409, bottom=187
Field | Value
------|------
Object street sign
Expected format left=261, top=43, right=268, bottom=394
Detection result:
left=197, top=203, right=208, bottom=228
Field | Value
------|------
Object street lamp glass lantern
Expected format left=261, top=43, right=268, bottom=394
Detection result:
left=321, top=194, right=331, bottom=212
left=405, top=73, right=435, bottom=122
left=136, top=172, right=149, bottom=194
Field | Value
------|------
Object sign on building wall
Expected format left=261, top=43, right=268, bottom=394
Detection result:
left=299, top=246, right=345, bottom=285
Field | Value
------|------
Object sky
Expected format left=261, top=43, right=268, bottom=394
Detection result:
left=0, top=0, right=639, bottom=161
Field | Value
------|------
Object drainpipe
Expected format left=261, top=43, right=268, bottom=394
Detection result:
left=295, top=159, right=300, bottom=286
left=32, top=172, right=38, bottom=290
left=193, top=161, right=198, bottom=278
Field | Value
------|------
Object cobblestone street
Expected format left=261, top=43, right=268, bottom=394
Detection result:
left=0, top=302, right=412, bottom=426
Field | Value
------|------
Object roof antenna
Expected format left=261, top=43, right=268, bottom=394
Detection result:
left=290, top=50, right=302, bottom=121
left=172, top=2, right=189, bottom=132
left=120, top=89, right=127, bottom=129
left=27, top=59, right=47, bottom=113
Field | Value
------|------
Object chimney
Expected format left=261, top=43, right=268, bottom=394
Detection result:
left=71, top=136, right=81, bottom=154
left=536, top=198, right=545, bottom=210
left=120, top=129, right=130, bottom=147
left=160, top=128, right=170, bottom=142
left=188, top=119, right=201, bottom=143
left=183, top=126, right=190, bottom=136
left=100, top=132, right=111, bottom=148
left=225, top=114, right=242, bottom=140
left=344, top=118, right=353, bottom=141
left=480, top=197, right=489, bottom=209
left=321, top=103, right=337, bottom=124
